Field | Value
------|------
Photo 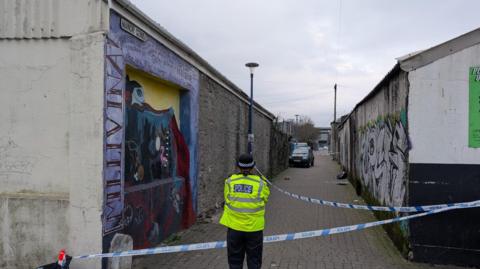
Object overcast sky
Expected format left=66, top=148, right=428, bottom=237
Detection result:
left=130, top=0, right=479, bottom=127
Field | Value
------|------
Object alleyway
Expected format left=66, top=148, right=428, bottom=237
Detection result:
left=133, top=152, right=462, bottom=269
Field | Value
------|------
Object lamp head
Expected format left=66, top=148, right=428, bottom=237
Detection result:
left=245, top=62, right=259, bottom=74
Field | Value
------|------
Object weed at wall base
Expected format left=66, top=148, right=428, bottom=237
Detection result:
left=350, top=175, right=411, bottom=257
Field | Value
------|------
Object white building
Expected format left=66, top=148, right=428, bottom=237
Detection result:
left=334, top=28, right=480, bottom=267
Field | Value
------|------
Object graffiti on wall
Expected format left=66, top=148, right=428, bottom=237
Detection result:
left=358, top=114, right=409, bottom=206
left=122, top=77, right=195, bottom=248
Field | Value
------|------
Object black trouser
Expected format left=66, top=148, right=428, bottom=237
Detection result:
left=227, top=228, right=263, bottom=269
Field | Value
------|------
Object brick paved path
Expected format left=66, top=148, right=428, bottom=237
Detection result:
left=133, top=152, right=462, bottom=269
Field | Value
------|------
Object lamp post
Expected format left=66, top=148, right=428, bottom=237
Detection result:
left=245, top=62, right=259, bottom=155
left=334, top=83, right=337, bottom=123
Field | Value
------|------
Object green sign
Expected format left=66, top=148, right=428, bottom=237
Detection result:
left=469, top=67, right=480, bottom=148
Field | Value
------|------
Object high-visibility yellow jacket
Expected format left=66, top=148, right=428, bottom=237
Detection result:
left=219, top=173, right=270, bottom=232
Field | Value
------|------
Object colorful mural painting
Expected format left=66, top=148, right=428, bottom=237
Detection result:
left=123, top=76, right=194, bottom=248
left=103, top=11, right=200, bottom=256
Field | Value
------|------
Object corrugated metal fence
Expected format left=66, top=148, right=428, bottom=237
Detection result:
left=0, top=0, right=108, bottom=39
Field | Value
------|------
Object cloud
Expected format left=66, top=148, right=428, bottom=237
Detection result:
left=130, top=0, right=480, bottom=126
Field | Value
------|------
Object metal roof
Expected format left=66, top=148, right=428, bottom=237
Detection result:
left=0, top=0, right=107, bottom=39
left=399, top=27, right=480, bottom=71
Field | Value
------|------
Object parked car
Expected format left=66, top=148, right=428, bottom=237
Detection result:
left=289, top=147, right=314, bottom=167
left=294, top=142, right=309, bottom=149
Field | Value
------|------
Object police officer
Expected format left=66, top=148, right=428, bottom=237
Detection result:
left=219, top=154, right=270, bottom=269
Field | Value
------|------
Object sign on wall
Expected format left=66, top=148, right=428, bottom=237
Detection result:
left=469, top=67, right=480, bottom=148
left=121, top=18, right=147, bottom=42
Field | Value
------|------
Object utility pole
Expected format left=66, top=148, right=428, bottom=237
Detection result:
left=334, top=83, right=337, bottom=122
left=332, top=83, right=338, bottom=161
left=294, top=114, right=299, bottom=141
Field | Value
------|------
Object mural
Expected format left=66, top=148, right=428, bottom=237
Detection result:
left=357, top=114, right=409, bottom=206
left=109, top=12, right=200, bottom=213
left=123, top=77, right=194, bottom=248
left=103, top=11, right=200, bottom=256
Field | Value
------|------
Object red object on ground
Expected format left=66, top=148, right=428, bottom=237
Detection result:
left=35, top=249, right=72, bottom=269
left=57, top=249, right=66, bottom=266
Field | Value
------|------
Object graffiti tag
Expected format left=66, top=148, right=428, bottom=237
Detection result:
left=358, top=119, right=409, bottom=206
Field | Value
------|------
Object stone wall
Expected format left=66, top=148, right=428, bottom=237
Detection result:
left=197, top=73, right=278, bottom=216
left=269, top=126, right=290, bottom=177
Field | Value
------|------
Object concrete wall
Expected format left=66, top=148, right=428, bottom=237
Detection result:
left=0, top=32, right=106, bottom=268
left=409, top=44, right=480, bottom=164
left=337, top=70, right=410, bottom=207
left=0, top=194, right=68, bottom=269
left=197, top=73, right=275, bottom=216
left=407, top=43, right=480, bottom=266
left=334, top=68, right=412, bottom=259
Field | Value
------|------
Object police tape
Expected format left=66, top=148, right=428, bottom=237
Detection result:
left=253, top=167, right=479, bottom=213
left=73, top=201, right=480, bottom=260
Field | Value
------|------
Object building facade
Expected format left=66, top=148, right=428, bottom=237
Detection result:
left=333, top=28, right=480, bottom=267
left=316, top=127, right=331, bottom=149
left=0, top=1, right=288, bottom=268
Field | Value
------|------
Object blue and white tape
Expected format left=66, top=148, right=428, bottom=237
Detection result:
left=73, top=200, right=480, bottom=260
left=254, top=167, right=477, bottom=213
left=268, top=182, right=477, bottom=212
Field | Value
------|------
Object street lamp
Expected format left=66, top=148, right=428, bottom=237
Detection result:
left=245, top=62, right=259, bottom=155
left=334, top=83, right=337, bottom=123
